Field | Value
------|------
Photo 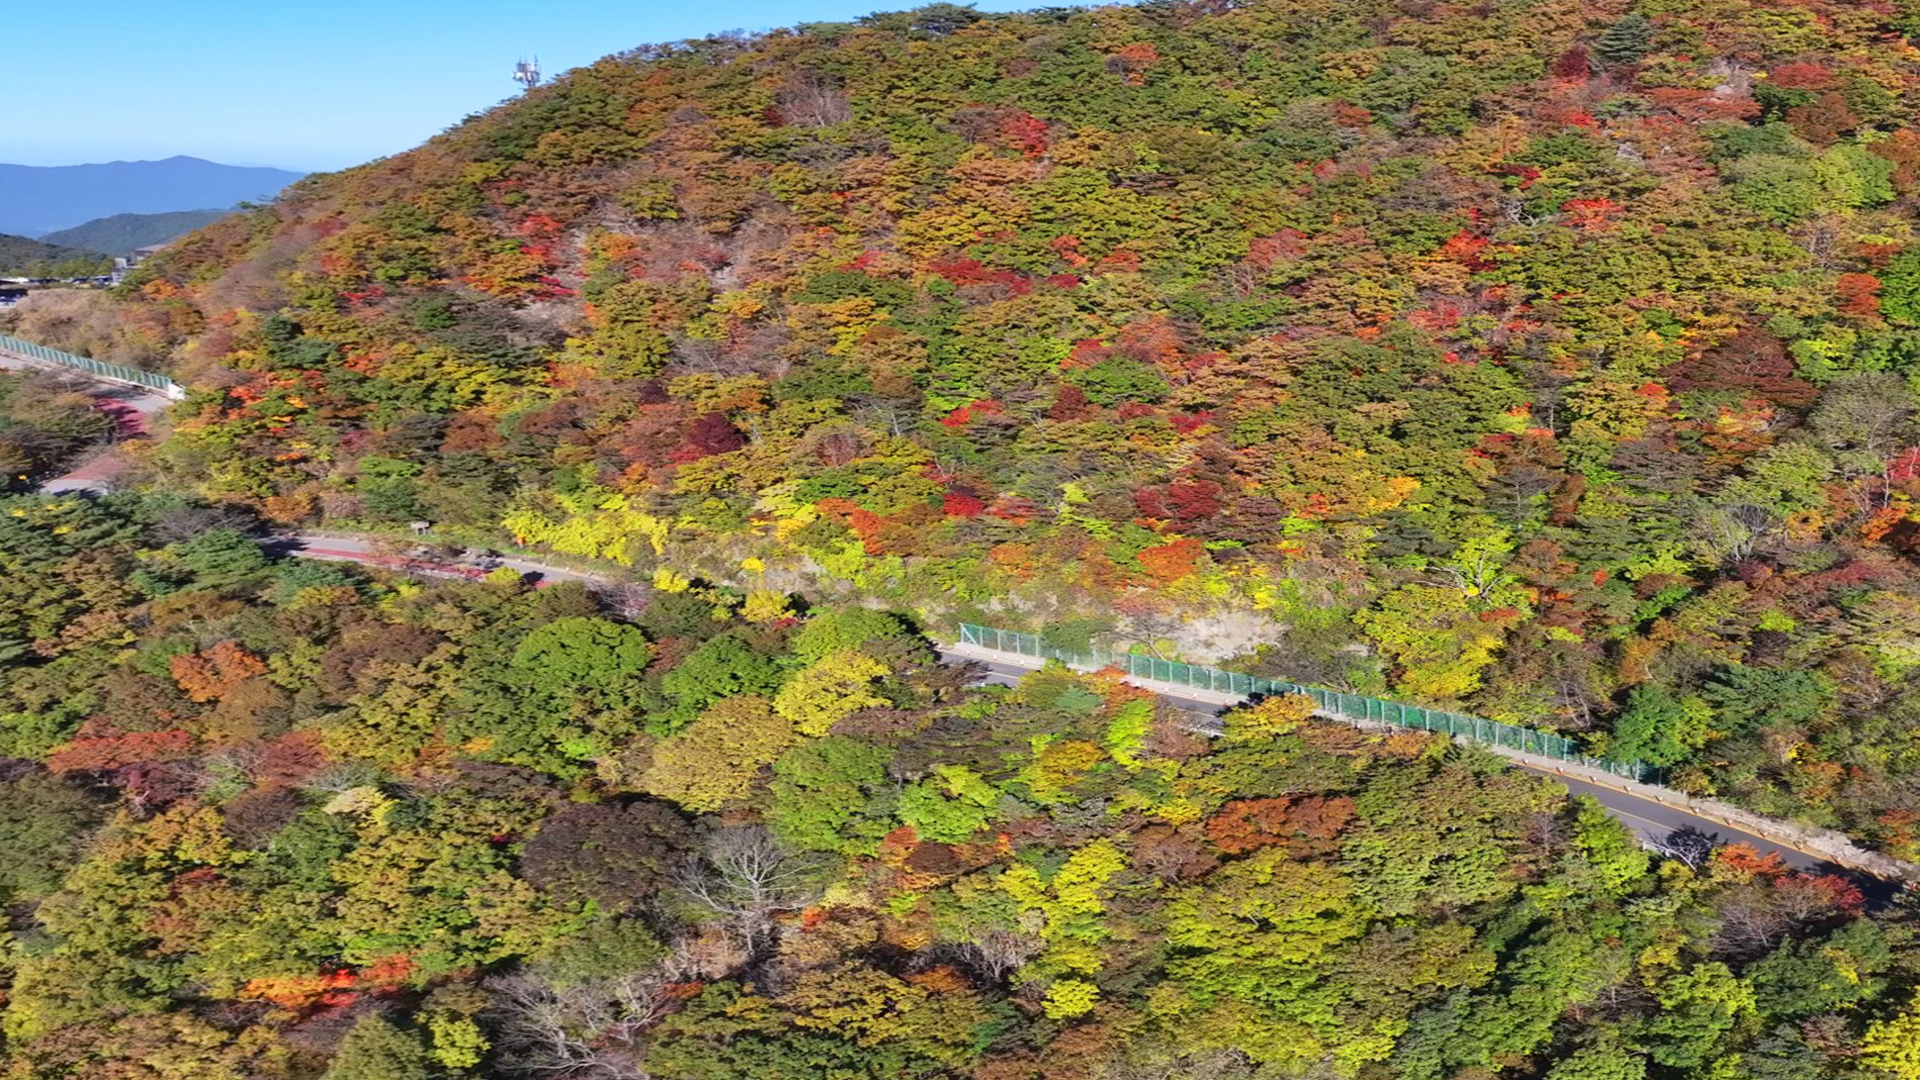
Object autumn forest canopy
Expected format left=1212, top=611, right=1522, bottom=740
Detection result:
left=0, top=491, right=1914, bottom=1080
left=9, top=0, right=1920, bottom=1075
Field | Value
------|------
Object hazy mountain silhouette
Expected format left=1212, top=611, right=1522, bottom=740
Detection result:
left=39, top=209, right=234, bottom=256
left=0, top=157, right=304, bottom=237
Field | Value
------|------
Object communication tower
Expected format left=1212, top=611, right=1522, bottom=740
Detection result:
left=512, top=57, right=542, bottom=91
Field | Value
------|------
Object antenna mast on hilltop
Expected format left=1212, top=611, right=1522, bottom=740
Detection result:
left=512, top=57, right=542, bottom=92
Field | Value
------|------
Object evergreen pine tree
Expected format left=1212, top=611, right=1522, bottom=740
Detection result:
left=322, top=1014, right=433, bottom=1080
left=1594, top=14, right=1654, bottom=64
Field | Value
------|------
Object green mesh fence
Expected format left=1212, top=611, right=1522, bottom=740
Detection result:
left=0, top=334, right=184, bottom=399
left=957, top=623, right=1655, bottom=783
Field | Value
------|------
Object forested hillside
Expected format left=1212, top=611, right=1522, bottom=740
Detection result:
left=38, top=210, right=232, bottom=259
left=0, top=235, right=107, bottom=279
left=0, top=491, right=1917, bottom=1079
left=0, top=371, right=117, bottom=488
left=24, top=0, right=1920, bottom=852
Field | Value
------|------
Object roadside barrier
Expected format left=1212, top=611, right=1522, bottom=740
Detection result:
left=0, top=333, right=185, bottom=400
left=957, top=622, right=1657, bottom=783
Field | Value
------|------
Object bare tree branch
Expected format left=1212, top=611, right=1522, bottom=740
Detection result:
left=671, top=825, right=826, bottom=956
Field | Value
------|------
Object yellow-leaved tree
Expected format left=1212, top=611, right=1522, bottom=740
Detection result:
left=773, top=651, right=890, bottom=736
left=641, top=696, right=800, bottom=812
left=1223, top=693, right=1317, bottom=743
left=1864, top=994, right=1920, bottom=1080
left=998, top=837, right=1129, bottom=1019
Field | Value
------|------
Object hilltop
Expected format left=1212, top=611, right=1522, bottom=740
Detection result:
left=0, top=156, right=302, bottom=237
left=34, top=0, right=1920, bottom=859
left=5, top=4, right=1920, bottom=1077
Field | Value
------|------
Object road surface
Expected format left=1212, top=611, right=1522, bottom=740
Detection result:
left=0, top=348, right=174, bottom=419
left=940, top=651, right=1841, bottom=874
left=267, top=533, right=605, bottom=586
left=4, top=346, right=173, bottom=493
left=1, top=351, right=1894, bottom=884
left=277, top=535, right=1884, bottom=883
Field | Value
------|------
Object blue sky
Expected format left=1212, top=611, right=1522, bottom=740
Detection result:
left=5, top=0, right=1036, bottom=173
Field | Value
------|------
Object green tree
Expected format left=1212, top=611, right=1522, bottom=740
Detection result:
left=897, top=768, right=997, bottom=844
left=1728, top=154, right=1822, bottom=223
left=1748, top=920, right=1889, bottom=1021
left=1881, top=248, right=1920, bottom=326
left=1815, top=143, right=1896, bottom=208
left=322, top=1013, right=432, bottom=1080
left=1160, top=850, right=1370, bottom=1068
left=1593, top=14, right=1653, bottom=65
left=168, top=528, right=268, bottom=581
left=0, top=771, right=104, bottom=905
left=1637, top=964, right=1757, bottom=1071
left=1065, top=356, right=1170, bottom=405
left=662, top=633, right=785, bottom=711
left=1609, top=685, right=1711, bottom=767
left=1700, top=665, right=1834, bottom=737
left=768, top=736, right=893, bottom=853
left=789, top=608, right=915, bottom=664
left=512, top=615, right=651, bottom=705
left=1545, top=1046, right=1648, bottom=1080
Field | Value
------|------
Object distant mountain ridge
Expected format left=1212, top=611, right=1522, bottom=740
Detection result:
left=39, top=210, right=233, bottom=256
left=0, top=157, right=303, bottom=238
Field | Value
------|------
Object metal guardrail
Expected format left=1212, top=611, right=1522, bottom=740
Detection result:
left=958, top=623, right=1657, bottom=783
left=0, top=334, right=184, bottom=400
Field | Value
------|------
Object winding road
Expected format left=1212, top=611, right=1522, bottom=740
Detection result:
left=270, top=533, right=603, bottom=586
left=943, top=653, right=1854, bottom=875
left=272, top=531, right=1898, bottom=884
left=8, top=342, right=1906, bottom=888
left=2, top=345, right=172, bottom=493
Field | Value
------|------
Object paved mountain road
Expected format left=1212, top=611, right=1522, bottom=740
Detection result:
left=946, top=651, right=1834, bottom=871
left=1, top=359, right=1894, bottom=884
left=5, top=346, right=173, bottom=493
left=269, top=532, right=603, bottom=585
left=279, top=533, right=1873, bottom=881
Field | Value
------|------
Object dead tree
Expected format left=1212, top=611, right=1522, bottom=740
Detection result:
left=485, top=971, right=671, bottom=1079
left=671, top=825, right=825, bottom=956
